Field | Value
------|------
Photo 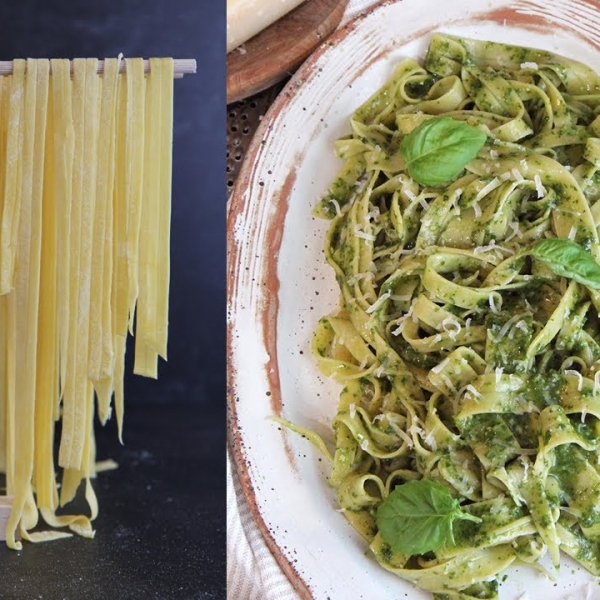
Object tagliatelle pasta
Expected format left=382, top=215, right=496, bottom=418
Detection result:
left=312, top=34, right=600, bottom=599
left=0, top=57, right=175, bottom=549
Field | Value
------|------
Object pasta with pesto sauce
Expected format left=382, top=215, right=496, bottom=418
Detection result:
left=312, top=34, right=600, bottom=599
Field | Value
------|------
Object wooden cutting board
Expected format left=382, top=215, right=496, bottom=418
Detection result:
left=226, top=0, right=349, bottom=104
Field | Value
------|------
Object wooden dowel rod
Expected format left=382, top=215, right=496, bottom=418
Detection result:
left=0, top=58, right=196, bottom=77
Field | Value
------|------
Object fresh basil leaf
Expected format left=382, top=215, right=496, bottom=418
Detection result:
left=375, top=479, right=479, bottom=556
left=399, top=116, right=487, bottom=187
left=530, top=238, right=600, bottom=290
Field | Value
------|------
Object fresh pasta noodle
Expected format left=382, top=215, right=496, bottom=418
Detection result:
left=312, top=34, right=600, bottom=598
left=0, top=57, right=176, bottom=549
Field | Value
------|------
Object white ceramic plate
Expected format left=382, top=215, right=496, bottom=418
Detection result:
left=227, top=1, right=600, bottom=597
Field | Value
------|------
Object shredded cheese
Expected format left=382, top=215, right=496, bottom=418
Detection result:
left=533, top=174, right=546, bottom=198
left=510, top=167, right=525, bottom=182
left=353, top=224, right=376, bottom=241
left=366, top=291, right=391, bottom=314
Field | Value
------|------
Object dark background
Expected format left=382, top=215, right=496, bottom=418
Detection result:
left=0, top=1, right=226, bottom=599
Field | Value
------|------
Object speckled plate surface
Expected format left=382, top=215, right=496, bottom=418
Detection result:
left=227, top=1, right=600, bottom=597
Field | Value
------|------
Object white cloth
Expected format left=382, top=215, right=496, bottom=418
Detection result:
left=226, top=1, right=382, bottom=598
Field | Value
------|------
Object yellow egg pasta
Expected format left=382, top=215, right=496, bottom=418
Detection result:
left=0, top=57, right=176, bottom=549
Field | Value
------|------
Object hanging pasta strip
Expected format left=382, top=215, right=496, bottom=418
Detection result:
left=6, top=60, right=39, bottom=545
left=134, top=58, right=162, bottom=378
left=4, top=291, right=15, bottom=499
left=0, top=75, right=9, bottom=263
left=6, top=59, right=48, bottom=549
left=50, top=381, right=94, bottom=537
left=60, top=380, right=95, bottom=519
left=97, top=60, right=119, bottom=384
left=39, top=383, right=95, bottom=539
left=111, top=70, right=129, bottom=442
left=59, top=59, right=100, bottom=471
left=71, top=58, right=100, bottom=469
left=113, top=333, right=127, bottom=443
left=50, top=59, right=74, bottom=409
left=111, top=68, right=129, bottom=336
left=0, top=76, right=10, bottom=475
left=34, top=69, right=59, bottom=512
left=58, top=59, right=85, bottom=470
left=2, top=70, right=25, bottom=510
left=21, top=58, right=49, bottom=536
left=88, top=57, right=120, bottom=424
left=125, top=58, right=146, bottom=334
left=0, top=60, right=25, bottom=294
left=113, top=69, right=128, bottom=338
left=153, top=57, right=174, bottom=360
left=0, top=297, right=6, bottom=477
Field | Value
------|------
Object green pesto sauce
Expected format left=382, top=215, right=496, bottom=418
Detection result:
left=485, top=312, right=533, bottom=373
left=524, top=370, right=564, bottom=408
left=389, top=333, right=440, bottom=369
left=461, top=414, right=519, bottom=468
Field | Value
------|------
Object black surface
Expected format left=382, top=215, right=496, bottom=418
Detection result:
left=2, top=406, right=224, bottom=600
left=0, top=2, right=226, bottom=599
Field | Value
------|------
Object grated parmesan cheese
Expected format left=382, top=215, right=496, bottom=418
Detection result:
left=353, top=225, right=376, bottom=241
left=391, top=315, right=409, bottom=336
left=438, top=373, right=457, bottom=394
left=505, top=220, right=521, bottom=242
left=565, top=369, right=584, bottom=392
left=424, top=430, right=438, bottom=452
left=430, top=357, right=450, bottom=374
left=366, top=291, right=391, bottom=314
left=489, top=293, right=502, bottom=315
left=387, top=416, right=414, bottom=448
left=495, top=366, right=504, bottom=383
left=594, top=370, right=600, bottom=394
left=568, top=225, right=578, bottom=240
left=475, top=177, right=500, bottom=204
left=347, top=271, right=374, bottom=286
left=403, top=188, right=417, bottom=202
left=533, top=174, right=546, bottom=198
left=511, top=168, right=525, bottom=182
left=390, top=294, right=413, bottom=303
left=465, top=384, right=482, bottom=399
left=441, top=316, right=462, bottom=340
left=329, top=198, right=342, bottom=217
